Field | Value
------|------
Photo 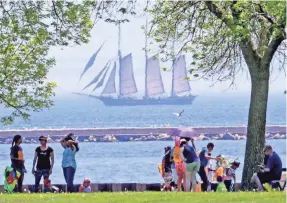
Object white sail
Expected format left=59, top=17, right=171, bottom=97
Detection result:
left=172, top=55, right=191, bottom=94
left=101, top=62, right=117, bottom=95
left=79, top=41, right=105, bottom=80
left=119, top=53, right=138, bottom=95
left=92, top=62, right=111, bottom=91
left=146, top=55, right=165, bottom=96
left=82, top=66, right=108, bottom=90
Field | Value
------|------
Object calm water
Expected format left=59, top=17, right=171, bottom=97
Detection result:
left=0, top=93, right=285, bottom=184
left=0, top=140, right=285, bottom=184
left=0, top=93, right=285, bottom=130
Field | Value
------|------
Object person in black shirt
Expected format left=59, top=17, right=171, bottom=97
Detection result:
left=32, top=136, right=54, bottom=192
left=10, top=134, right=26, bottom=192
left=161, top=146, right=173, bottom=191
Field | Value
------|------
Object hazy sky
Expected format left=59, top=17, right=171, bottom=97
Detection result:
left=47, top=16, right=285, bottom=97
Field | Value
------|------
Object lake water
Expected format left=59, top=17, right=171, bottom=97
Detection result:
left=0, top=93, right=285, bottom=130
left=0, top=140, right=285, bottom=184
left=0, top=93, right=285, bottom=184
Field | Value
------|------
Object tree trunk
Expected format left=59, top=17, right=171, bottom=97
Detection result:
left=241, top=63, right=270, bottom=190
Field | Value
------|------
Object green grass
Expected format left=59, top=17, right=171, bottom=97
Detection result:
left=0, top=192, right=285, bottom=203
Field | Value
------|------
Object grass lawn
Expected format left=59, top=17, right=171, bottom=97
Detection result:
left=0, top=192, right=285, bottom=203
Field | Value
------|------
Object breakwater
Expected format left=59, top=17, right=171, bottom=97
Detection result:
left=0, top=183, right=243, bottom=193
left=0, top=126, right=285, bottom=144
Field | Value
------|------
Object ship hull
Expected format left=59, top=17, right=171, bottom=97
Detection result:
left=88, top=95, right=197, bottom=106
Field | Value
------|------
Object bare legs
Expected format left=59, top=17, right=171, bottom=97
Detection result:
left=190, top=171, right=197, bottom=192
left=251, top=173, right=264, bottom=191
left=177, top=173, right=185, bottom=191
left=185, top=172, right=192, bottom=192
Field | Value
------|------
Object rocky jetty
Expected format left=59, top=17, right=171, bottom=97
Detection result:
left=0, top=132, right=285, bottom=144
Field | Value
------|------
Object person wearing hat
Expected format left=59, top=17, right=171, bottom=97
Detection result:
left=32, top=135, right=54, bottom=192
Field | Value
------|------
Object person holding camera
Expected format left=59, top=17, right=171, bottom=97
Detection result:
left=60, top=133, right=79, bottom=192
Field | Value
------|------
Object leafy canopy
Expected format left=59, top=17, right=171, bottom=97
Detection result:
left=0, top=0, right=94, bottom=124
left=148, top=1, right=286, bottom=83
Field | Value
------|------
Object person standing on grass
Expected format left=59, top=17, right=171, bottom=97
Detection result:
left=172, top=139, right=186, bottom=191
left=32, top=136, right=54, bottom=192
left=10, top=135, right=26, bottom=193
left=198, top=142, right=215, bottom=192
left=161, top=146, right=173, bottom=191
left=180, top=138, right=200, bottom=192
left=60, top=133, right=79, bottom=193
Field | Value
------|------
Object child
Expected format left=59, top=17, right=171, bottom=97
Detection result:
left=216, top=176, right=227, bottom=192
left=207, top=153, right=215, bottom=191
left=224, top=160, right=240, bottom=192
left=213, top=155, right=225, bottom=181
left=79, top=178, right=92, bottom=193
left=43, top=178, right=59, bottom=193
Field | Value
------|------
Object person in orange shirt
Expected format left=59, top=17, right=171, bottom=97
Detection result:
left=171, top=139, right=186, bottom=191
left=213, top=155, right=226, bottom=182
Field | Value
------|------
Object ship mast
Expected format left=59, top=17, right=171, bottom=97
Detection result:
left=170, top=35, right=175, bottom=97
left=144, top=14, right=148, bottom=98
left=117, top=21, right=122, bottom=97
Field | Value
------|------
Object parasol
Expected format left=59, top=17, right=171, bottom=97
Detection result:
left=170, top=127, right=199, bottom=139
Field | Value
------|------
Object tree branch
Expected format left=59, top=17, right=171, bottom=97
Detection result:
left=261, top=36, right=285, bottom=66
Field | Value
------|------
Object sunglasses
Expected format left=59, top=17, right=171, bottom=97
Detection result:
left=40, top=139, right=47, bottom=142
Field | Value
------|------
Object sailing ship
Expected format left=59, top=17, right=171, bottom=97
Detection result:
left=75, top=23, right=197, bottom=106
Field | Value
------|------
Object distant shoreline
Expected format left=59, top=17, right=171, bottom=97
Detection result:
left=0, top=125, right=285, bottom=144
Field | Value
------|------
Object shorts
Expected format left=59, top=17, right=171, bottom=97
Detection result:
left=175, top=162, right=186, bottom=176
left=163, top=172, right=173, bottom=185
left=257, top=172, right=280, bottom=184
left=186, top=161, right=200, bottom=173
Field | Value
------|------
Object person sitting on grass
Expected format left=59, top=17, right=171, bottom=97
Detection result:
left=251, top=145, right=282, bottom=191
left=224, top=160, right=240, bottom=192
left=216, top=176, right=227, bottom=192
left=79, top=178, right=92, bottom=193
left=43, top=178, right=59, bottom=193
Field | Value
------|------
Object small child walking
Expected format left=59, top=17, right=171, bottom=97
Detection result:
left=216, top=176, right=227, bottom=192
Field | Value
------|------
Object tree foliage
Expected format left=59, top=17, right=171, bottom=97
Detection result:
left=148, top=1, right=286, bottom=83
left=0, top=0, right=95, bottom=124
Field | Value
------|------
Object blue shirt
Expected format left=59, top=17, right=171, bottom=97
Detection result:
left=62, top=147, right=77, bottom=169
left=183, top=145, right=199, bottom=164
left=199, top=147, right=208, bottom=167
left=267, top=152, right=282, bottom=179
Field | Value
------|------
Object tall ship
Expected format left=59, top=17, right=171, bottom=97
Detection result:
left=75, top=23, right=197, bottom=106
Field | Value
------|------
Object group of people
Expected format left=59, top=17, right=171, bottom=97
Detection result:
left=5, top=133, right=91, bottom=193
left=160, top=137, right=239, bottom=192
left=3, top=133, right=283, bottom=193
left=160, top=137, right=283, bottom=192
